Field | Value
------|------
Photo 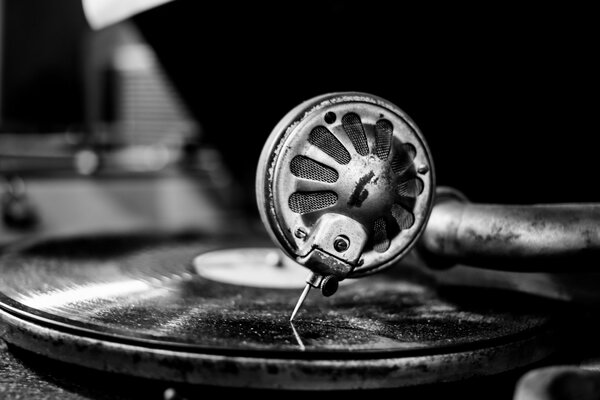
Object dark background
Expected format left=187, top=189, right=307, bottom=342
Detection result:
left=2, top=0, right=598, bottom=207
left=0, top=0, right=88, bottom=131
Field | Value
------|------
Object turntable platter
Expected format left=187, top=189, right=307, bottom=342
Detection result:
left=0, top=233, right=558, bottom=389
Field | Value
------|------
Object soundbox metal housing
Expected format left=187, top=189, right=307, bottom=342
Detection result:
left=256, top=92, right=436, bottom=278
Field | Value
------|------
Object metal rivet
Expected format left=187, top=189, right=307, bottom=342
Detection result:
left=295, top=228, right=307, bottom=239
left=333, top=235, right=350, bottom=252
left=324, top=112, right=336, bottom=124
left=417, top=164, right=429, bottom=174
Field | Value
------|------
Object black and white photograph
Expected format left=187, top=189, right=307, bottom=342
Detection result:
left=0, top=1, right=598, bottom=399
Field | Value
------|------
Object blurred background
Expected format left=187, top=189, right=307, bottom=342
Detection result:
left=1, top=3, right=599, bottom=399
left=0, top=0, right=597, bottom=244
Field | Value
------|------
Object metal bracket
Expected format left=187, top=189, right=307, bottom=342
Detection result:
left=297, top=213, right=368, bottom=280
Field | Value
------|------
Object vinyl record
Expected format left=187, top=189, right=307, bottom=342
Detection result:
left=0, top=232, right=558, bottom=389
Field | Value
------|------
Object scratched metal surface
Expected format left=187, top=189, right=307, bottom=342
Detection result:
left=0, top=337, right=532, bottom=400
left=0, top=232, right=555, bottom=357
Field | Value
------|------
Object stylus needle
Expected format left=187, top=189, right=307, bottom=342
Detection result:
left=290, top=283, right=311, bottom=321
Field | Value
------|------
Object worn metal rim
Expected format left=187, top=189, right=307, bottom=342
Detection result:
left=0, top=308, right=556, bottom=389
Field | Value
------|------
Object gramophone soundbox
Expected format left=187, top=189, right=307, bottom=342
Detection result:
left=0, top=232, right=559, bottom=390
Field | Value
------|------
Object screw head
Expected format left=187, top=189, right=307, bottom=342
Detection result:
left=333, top=235, right=350, bottom=252
left=295, top=228, right=307, bottom=239
left=324, top=111, right=336, bottom=124
left=321, top=275, right=339, bottom=297
left=417, top=164, right=429, bottom=175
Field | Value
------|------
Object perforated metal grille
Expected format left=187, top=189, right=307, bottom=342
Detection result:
left=391, top=204, right=415, bottom=230
left=290, top=156, right=338, bottom=183
left=342, top=113, right=369, bottom=156
left=391, top=143, right=416, bottom=175
left=308, top=126, right=351, bottom=165
left=373, top=217, right=390, bottom=253
left=289, top=191, right=338, bottom=214
left=374, top=119, right=393, bottom=160
left=397, top=178, right=424, bottom=197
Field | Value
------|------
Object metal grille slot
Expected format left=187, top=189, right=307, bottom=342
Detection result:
left=391, top=204, right=415, bottom=230
left=373, top=218, right=390, bottom=253
left=342, top=113, right=369, bottom=156
left=397, top=178, right=424, bottom=198
left=289, top=191, right=338, bottom=214
left=374, top=119, right=393, bottom=160
left=391, top=143, right=417, bottom=175
left=396, top=197, right=416, bottom=212
left=290, top=156, right=338, bottom=183
left=308, top=126, right=351, bottom=165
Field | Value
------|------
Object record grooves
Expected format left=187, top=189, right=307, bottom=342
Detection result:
left=0, top=232, right=560, bottom=389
